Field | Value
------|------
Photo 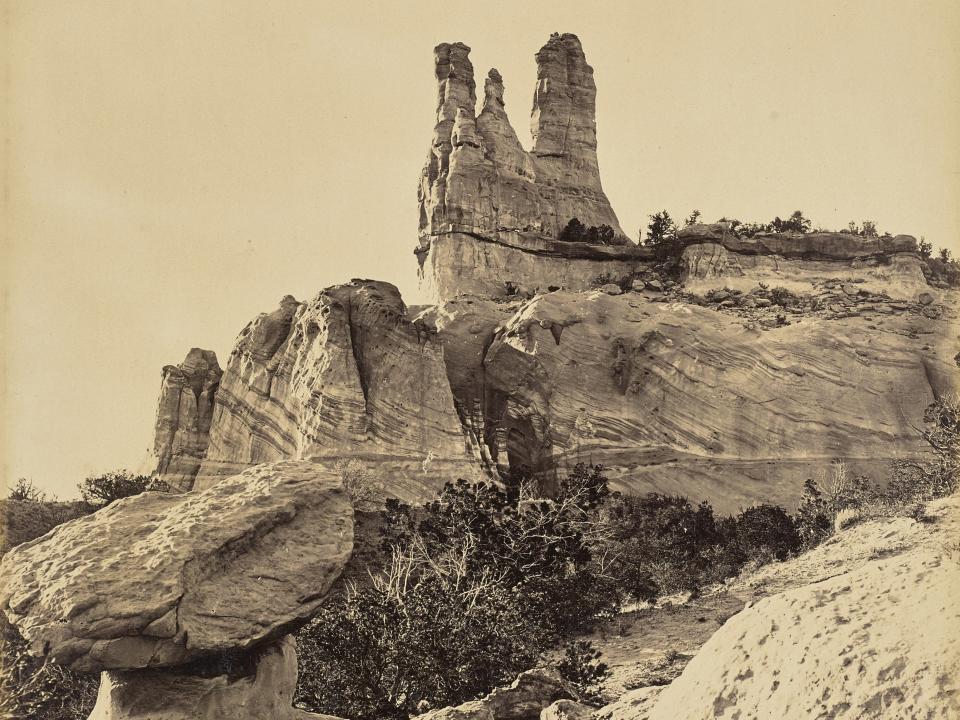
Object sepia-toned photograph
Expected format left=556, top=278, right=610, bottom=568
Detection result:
left=2, top=1, right=958, bottom=718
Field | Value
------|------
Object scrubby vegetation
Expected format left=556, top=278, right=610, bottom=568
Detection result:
left=558, top=218, right=617, bottom=245
left=77, top=470, right=168, bottom=508
left=4, top=399, right=957, bottom=719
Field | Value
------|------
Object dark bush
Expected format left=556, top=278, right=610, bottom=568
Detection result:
left=298, top=465, right=620, bottom=719
left=78, top=470, right=169, bottom=508
left=556, top=640, right=611, bottom=704
left=558, top=218, right=616, bottom=245
left=730, top=504, right=800, bottom=562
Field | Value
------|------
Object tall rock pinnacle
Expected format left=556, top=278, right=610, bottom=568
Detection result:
left=417, top=33, right=626, bottom=255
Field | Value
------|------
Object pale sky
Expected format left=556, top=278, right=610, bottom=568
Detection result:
left=3, top=0, right=959, bottom=497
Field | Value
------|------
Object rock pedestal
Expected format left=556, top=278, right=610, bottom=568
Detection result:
left=88, top=636, right=340, bottom=720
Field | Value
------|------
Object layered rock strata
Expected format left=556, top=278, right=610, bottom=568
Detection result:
left=0, top=461, right=353, bottom=672
left=417, top=33, right=638, bottom=301
left=151, top=348, right=222, bottom=490
left=159, top=280, right=484, bottom=496
left=423, top=290, right=957, bottom=513
left=679, top=224, right=928, bottom=300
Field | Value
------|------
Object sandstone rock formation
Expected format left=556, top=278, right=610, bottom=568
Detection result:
left=417, top=669, right=573, bottom=720
left=157, top=280, right=484, bottom=497
left=152, top=348, right=222, bottom=490
left=417, top=33, right=645, bottom=301
left=423, top=289, right=957, bottom=513
left=638, top=496, right=960, bottom=720
left=678, top=224, right=928, bottom=301
left=0, top=461, right=353, bottom=672
left=88, top=636, right=339, bottom=720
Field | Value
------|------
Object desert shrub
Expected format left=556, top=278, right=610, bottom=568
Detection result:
left=558, top=218, right=616, bottom=245
left=888, top=396, right=960, bottom=503
left=335, top=459, right=383, bottom=512
left=298, top=465, right=620, bottom=719
left=605, top=494, right=723, bottom=599
left=923, top=254, right=960, bottom=287
left=78, top=470, right=169, bottom=508
left=556, top=640, right=611, bottom=704
left=729, top=504, right=801, bottom=562
left=0, top=617, right=98, bottom=720
left=768, top=286, right=797, bottom=307
left=645, top=211, right=676, bottom=246
left=794, top=460, right=876, bottom=547
left=297, top=577, right=542, bottom=720
left=8, top=478, right=46, bottom=503
left=769, top=210, right=811, bottom=234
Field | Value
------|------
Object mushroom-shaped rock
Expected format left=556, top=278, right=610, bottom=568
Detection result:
left=0, top=460, right=353, bottom=672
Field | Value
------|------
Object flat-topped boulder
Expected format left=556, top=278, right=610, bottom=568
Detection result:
left=0, top=461, right=353, bottom=672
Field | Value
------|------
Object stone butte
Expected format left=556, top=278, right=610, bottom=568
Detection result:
left=416, top=33, right=655, bottom=301
left=145, top=34, right=958, bottom=515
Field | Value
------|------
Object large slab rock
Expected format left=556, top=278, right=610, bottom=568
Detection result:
left=0, top=461, right=353, bottom=672
left=427, top=290, right=957, bottom=513
left=157, top=280, right=484, bottom=496
left=417, top=33, right=633, bottom=300
left=88, top=635, right=340, bottom=720
left=677, top=224, right=918, bottom=258
left=151, top=348, right=222, bottom=490
left=642, top=504, right=960, bottom=719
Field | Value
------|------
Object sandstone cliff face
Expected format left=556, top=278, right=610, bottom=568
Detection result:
left=152, top=348, right=222, bottom=490
left=678, top=224, right=928, bottom=301
left=417, top=33, right=634, bottom=301
left=0, top=461, right=353, bottom=672
left=424, top=290, right=957, bottom=513
left=185, top=280, right=483, bottom=497
left=637, top=495, right=960, bottom=720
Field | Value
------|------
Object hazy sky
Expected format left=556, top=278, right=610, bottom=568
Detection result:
left=4, top=0, right=959, bottom=497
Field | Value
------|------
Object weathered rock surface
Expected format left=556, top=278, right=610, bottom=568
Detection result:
left=0, top=461, right=353, bottom=672
left=88, top=635, right=340, bottom=720
left=417, top=33, right=638, bottom=301
left=152, top=348, right=222, bottom=490
left=678, top=224, right=918, bottom=257
left=419, top=232, right=653, bottom=301
left=426, top=290, right=957, bottom=513
left=161, top=280, right=484, bottom=497
left=417, top=669, right=573, bottom=720
left=640, top=498, right=960, bottom=720
left=540, top=699, right=597, bottom=720
left=678, top=226, right=929, bottom=301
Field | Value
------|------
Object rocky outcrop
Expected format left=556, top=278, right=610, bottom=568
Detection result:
left=678, top=224, right=928, bottom=301
left=417, top=34, right=637, bottom=301
left=678, top=223, right=918, bottom=257
left=152, top=348, right=222, bottom=490
left=0, top=461, right=353, bottom=672
left=425, top=290, right=957, bottom=513
left=417, top=669, right=573, bottom=720
left=638, top=497, right=960, bottom=720
left=88, top=636, right=339, bottom=720
left=164, top=280, right=484, bottom=496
